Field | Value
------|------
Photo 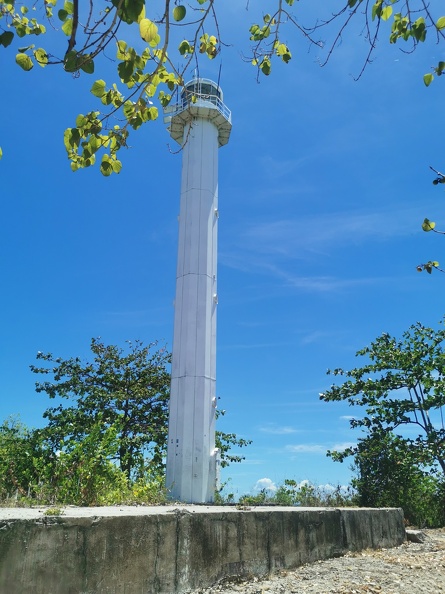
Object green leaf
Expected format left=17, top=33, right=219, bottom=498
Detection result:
left=173, top=5, right=186, bottom=22
left=34, top=48, right=48, bottom=67
left=100, top=157, right=113, bottom=177
left=371, top=1, right=382, bottom=21
left=15, top=53, right=34, bottom=71
left=436, top=16, right=445, bottom=30
left=260, top=57, right=271, bottom=76
left=116, top=40, right=128, bottom=60
left=381, top=6, right=392, bottom=21
left=58, top=8, right=68, bottom=20
left=0, top=147, right=2, bottom=160
left=112, top=0, right=145, bottom=24
left=276, top=42, right=292, bottom=63
left=64, top=127, right=81, bottom=149
left=35, top=24, right=46, bottom=36
left=118, top=60, right=134, bottom=82
left=158, top=91, right=171, bottom=107
left=18, top=45, right=34, bottom=53
left=62, top=18, right=73, bottom=36
left=0, top=31, right=14, bottom=48
left=75, top=114, right=87, bottom=127
left=137, top=4, right=146, bottom=23
left=412, top=18, right=426, bottom=42
left=63, top=50, right=78, bottom=72
left=101, top=90, right=112, bottom=106
left=423, top=72, right=434, bottom=87
left=139, top=18, right=158, bottom=43
left=148, top=106, right=158, bottom=120
left=63, top=1, right=74, bottom=14
left=111, top=159, right=122, bottom=174
left=422, top=218, right=435, bottom=232
left=178, top=40, right=192, bottom=55
left=80, top=57, right=95, bottom=74
left=91, top=80, right=106, bottom=98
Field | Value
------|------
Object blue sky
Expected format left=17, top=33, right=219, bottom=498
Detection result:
left=1, top=1, right=445, bottom=498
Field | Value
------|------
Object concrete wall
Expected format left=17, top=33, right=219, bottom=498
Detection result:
left=0, top=506, right=405, bottom=594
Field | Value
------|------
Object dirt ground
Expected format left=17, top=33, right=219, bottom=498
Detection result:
left=194, top=528, right=445, bottom=594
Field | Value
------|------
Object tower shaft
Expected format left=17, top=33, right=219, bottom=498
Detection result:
left=164, top=79, right=231, bottom=503
left=166, top=118, right=219, bottom=503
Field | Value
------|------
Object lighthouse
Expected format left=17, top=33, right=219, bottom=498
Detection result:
left=164, top=78, right=232, bottom=503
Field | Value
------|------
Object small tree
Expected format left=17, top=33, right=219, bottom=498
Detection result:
left=31, top=338, right=171, bottom=479
left=0, top=340, right=250, bottom=505
left=346, top=430, right=445, bottom=526
left=321, top=321, right=445, bottom=524
left=30, top=338, right=250, bottom=482
left=0, top=417, right=50, bottom=500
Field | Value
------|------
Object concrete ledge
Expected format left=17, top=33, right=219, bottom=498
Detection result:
left=0, top=506, right=405, bottom=594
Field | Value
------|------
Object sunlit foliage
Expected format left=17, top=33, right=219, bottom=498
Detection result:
left=1, top=0, right=444, bottom=172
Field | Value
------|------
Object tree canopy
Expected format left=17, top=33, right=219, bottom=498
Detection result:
left=321, top=321, right=445, bottom=474
left=30, top=338, right=171, bottom=478
left=30, top=338, right=250, bottom=476
left=1, top=0, right=444, bottom=173
left=320, top=321, right=445, bottom=525
left=0, top=338, right=251, bottom=505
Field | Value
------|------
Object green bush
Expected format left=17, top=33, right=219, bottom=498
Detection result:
left=0, top=417, right=167, bottom=507
left=235, top=480, right=358, bottom=508
left=351, top=432, right=445, bottom=528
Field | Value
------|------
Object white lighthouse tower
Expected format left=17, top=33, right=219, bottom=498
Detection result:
left=164, top=78, right=232, bottom=503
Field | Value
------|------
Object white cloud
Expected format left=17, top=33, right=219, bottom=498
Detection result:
left=317, top=483, right=353, bottom=494
left=220, top=251, right=390, bottom=294
left=272, top=270, right=381, bottom=293
left=285, top=444, right=326, bottom=454
left=331, top=442, right=356, bottom=452
left=241, top=209, right=417, bottom=258
left=253, top=478, right=277, bottom=493
left=259, top=154, right=313, bottom=179
left=300, top=330, right=332, bottom=345
left=259, top=424, right=299, bottom=435
left=297, top=479, right=311, bottom=489
left=340, top=415, right=356, bottom=421
left=284, top=442, right=356, bottom=455
left=220, top=205, right=428, bottom=297
left=318, top=483, right=336, bottom=493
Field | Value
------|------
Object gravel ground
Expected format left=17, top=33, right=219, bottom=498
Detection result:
left=194, top=529, right=445, bottom=594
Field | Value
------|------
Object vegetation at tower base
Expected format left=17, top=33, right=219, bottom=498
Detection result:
left=215, top=407, right=252, bottom=469
left=0, top=1, right=444, bottom=173
left=232, top=480, right=358, bottom=508
left=0, top=339, right=250, bottom=506
left=31, top=338, right=171, bottom=480
left=348, top=431, right=445, bottom=527
left=320, top=320, right=445, bottom=527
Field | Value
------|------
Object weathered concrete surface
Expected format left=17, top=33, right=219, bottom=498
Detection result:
left=0, top=506, right=405, bottom=594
